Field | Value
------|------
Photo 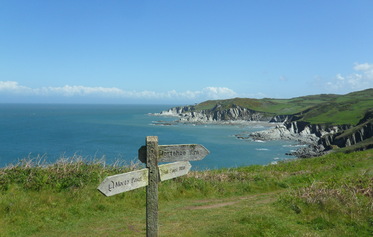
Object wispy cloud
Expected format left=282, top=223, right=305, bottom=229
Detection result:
left=0, top=81, right=30, bottom=93
left=325, top=62, right=373, bottom=91
left=202, top=87, right=237, bottom=99
left=0, top=81, right=237, bottom=102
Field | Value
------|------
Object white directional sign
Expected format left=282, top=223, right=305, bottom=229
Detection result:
left=159, top=161, right=192, bottom=181
left=159, top=144, right=209, bottom=162
left=97, top=168, right=148, bottom=197
left=139, top=144, right=209, bottom=163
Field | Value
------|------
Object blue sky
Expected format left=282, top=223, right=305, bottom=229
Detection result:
left=1, top=0, right=372, bottom=104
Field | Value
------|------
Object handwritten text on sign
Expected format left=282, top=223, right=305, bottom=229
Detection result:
left=159, top=161, right=192, bottom=181
left=159, top=144, right=209, bottom=162
left=138, top=144, right=209, bottom=163
left=97, top=168, right=148, bottom=197
left=98, top=162, right=193, bottom=196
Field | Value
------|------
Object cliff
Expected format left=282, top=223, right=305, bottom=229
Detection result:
left=245, top=112, right=372, bottom=157
left=320, top=111, right=373, bottom=151
left=158, top=104, right=274, bottom=123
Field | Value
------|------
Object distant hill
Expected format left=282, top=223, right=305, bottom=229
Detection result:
left=194, top=88, right=373, bottom=125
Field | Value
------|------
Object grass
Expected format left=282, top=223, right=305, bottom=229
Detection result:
left=299, top=100, right=373, bottom=125
left=1, top=150, right=372, bottom=236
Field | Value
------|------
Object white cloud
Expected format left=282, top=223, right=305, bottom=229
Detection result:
left=36, top=85, right=124, bottom=97
left=354, top=63, right=373, bottom=72
left=0, top=81, right=31, bottom=93
left=0, top=81, right=237, bottom=102
left=325, top=63, right=373, bottom=91
left=202, top=87, right=237, bottom=99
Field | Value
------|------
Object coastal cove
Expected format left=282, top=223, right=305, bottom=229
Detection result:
left=155, top=89, right=373, bottom=157
left=0, top=104, right=299, bottom=170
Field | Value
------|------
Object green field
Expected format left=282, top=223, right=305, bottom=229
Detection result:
left=1, top=150, right=372, bottom=236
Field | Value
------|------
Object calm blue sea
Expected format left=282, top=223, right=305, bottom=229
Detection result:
left=0, top=104, right=299, bottom=170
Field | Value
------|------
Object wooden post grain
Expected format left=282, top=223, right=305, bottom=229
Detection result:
left=146, top=136, right=159, bottom=237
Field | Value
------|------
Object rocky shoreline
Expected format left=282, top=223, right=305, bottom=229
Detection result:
left=153, top=105, right=373, bottom=158
left=152, top=107, right=326, bottom=158
left=248, top=124, right=329, bottom=158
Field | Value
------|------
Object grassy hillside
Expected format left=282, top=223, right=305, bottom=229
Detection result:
left=1, top=151, right=372, bottom=236
left=194, top=89, right=373, bottom=125
left=298, top=89, right=373, bottom=125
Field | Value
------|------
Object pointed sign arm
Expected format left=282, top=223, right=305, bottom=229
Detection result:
left=139, top=144, right=209, bottom=163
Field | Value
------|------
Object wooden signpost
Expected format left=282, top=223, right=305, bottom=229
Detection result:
left=97, top=136, right=209, bottom=237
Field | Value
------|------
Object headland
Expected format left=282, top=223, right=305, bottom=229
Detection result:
left=153, top=88, right=373, bottom=158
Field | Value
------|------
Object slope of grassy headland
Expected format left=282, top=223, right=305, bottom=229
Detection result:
left=161, top=89, right=373, bottom=155
left=1, top=150, right=372, bottom=236
left=193, top=88, right=373, bottom=125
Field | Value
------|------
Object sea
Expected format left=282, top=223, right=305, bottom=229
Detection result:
left=0, top=104, right=301, bottom=170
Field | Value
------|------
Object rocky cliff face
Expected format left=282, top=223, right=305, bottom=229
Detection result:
left=320, top=111, right=373, bottom=150
left=284, top=121, right=352, bottom=138
left=248, top=122, right=348, bottom=143
left=269, top=115, right=294, bottom=123
left=159, top=104, right=273, bottom=123
left=251, top=112, right=373, bottom=157
left=159, top=106, right=194, bottom=116
left=249, top=123, right=320, bottom=144
left=157, top=105, right=372, bottom=157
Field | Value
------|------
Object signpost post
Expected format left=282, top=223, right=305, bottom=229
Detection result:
left=145, top=136, right=159, bottom=237
left=97, top=136, right=209, bottom=237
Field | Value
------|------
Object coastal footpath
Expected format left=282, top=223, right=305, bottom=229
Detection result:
left=155, top=89, right=373, bottom=157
